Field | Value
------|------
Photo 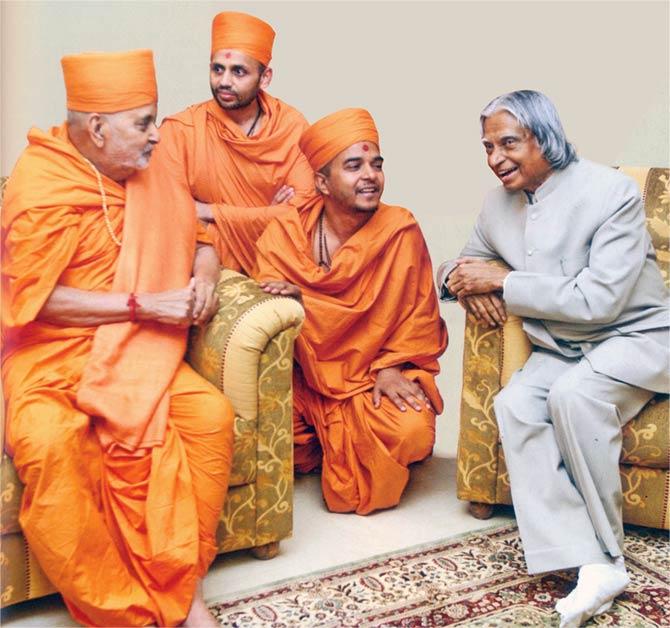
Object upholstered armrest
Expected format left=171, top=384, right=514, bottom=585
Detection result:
left=186, top=269, right=304, bottom=553
left=187, top=269, right=304, bottom=408
left=0, top=178, right=7, bottom=456
left=456, top=260, right=532, bottom=505
left=187, top=269, right=304, bottom=482
left=1, top=388, right=5, bottom=468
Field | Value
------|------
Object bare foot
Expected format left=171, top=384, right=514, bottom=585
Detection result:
left=183, top=581, right=218, bottom=627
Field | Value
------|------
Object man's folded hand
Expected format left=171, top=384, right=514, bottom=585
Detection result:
left=458, top=293, right=507, bottom=328
left=447, top=257, right=510, bottom=298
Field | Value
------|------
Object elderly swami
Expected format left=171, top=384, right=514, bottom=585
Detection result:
left=2, top=50, right=233, bottom=627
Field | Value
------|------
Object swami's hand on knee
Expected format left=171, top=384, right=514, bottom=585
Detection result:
left=372, top=367, right=432, bottom=412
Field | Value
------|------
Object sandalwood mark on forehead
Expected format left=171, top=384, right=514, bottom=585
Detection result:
left=225, top=52, right=232, bottom=59
left=362, top=144, right=369, bottom=151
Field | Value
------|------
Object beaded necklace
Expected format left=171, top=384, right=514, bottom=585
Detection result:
left=246, top=98, right=263, bottom=137
left=83, top=158, right=122, bottom=247
left=317, top=211, right=332, bottom=271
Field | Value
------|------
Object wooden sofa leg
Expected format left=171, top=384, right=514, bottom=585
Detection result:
left=468, top=501, right=495, bottom=520
left=251, top=541, right=280, bottom=560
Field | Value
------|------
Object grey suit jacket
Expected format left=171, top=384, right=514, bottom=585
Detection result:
left=438, top=159, right=669, bottom=393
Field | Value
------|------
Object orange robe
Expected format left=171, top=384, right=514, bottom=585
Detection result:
left=144, top=93, right=313, bottom=274
left=1, top=125, right=234, bottom=626
left=254, top=199, right=448, bottom=514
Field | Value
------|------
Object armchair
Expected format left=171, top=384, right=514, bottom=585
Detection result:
left=456, top=167, right=669, bottom=529
left=0, top=170, right=304, bottom=608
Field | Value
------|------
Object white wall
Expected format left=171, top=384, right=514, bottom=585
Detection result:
left=2, top=1, right=669, bottom=453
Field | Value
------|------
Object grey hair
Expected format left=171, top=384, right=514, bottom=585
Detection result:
left=480, top=90, right=577, bottom=170
left=67, top=109, right=114, bottom=128
left=67, top=110, right=89, bottom=126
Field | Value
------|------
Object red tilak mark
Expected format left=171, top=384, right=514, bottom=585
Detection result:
left=225, top=52, right=232, bottom=58
left=362, top=144, right=369, bottom=151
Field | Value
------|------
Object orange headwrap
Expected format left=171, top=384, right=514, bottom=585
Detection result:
left=212, top=11, right=275, bottom=65
left=299, top=108, right=380, bottom=172
left=211, top=11, right=275, bottom=65
left=61, top=49, right=157, bottom=113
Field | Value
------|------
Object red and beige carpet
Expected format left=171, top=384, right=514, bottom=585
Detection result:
left=209, top=523, right=668, bottom=626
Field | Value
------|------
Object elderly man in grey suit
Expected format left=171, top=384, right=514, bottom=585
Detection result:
left=438, top=90, right=669, bottom=628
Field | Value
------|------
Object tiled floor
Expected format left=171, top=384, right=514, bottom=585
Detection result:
left=1, top=412, right=515, bottom=626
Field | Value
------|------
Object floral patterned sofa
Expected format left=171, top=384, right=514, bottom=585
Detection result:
left=456, top=167, right=669, bottom=530
left=0, top=172, right=304, bottom=608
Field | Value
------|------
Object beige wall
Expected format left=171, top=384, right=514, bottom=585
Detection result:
left=2, top=1, right=668, bottom=453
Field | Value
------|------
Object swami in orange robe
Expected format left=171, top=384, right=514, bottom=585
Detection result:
left=1, top=51, right=234, bottom=626
left=253, top=109, right=448, bottom=514
left=136, top=11, right=313, bottom=275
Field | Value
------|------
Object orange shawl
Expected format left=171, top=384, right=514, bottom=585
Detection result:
left=2, top=125, right=125, bottom=356
left=254, top=198, right=448, bottom=406
left=145, top=93, right=313, bottom=273
left=4, top=123, right=197, bottom=452
left=73, top=133, right=197, bottom=452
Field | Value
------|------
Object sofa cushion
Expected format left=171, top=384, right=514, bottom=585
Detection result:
left=0, top=531, right=57, bottom=607
left=621, top=395, right=669, bottom=468
left=621, top=167, right=669, bottom=287
left=0, top=455, right=21, bottom=535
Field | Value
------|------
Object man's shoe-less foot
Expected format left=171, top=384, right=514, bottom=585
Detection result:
left=555, top=557, right=627, bottom=615
left=183, top=599, right=219, bottom=627
left=183, top=581, right=219, bottom=627
left=556, top=561, right=629, bottom=627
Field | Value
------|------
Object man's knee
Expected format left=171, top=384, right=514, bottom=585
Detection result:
left=402, top=408, right=435, bottom=460
left=493, top=384, right=526, bottom=436
left=170, top=364, right=235, bottom=437
left=9, top=400, right=89, bottom=481
left=493, top=385, right=515, bottom=417
left=494, top=380, right=555, bottom=448
left=193, top=390, right=235, bottom=437
left=547, top=367, right=584, bottom=424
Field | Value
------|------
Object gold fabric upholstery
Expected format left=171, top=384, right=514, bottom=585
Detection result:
left=0, top=174, right=305, bottom=608
left=457, top=167, right=670, bottom=531
left=188, top=271, right=301, bottom=552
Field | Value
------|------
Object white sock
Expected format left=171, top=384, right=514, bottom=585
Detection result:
left=555, top=558, right=627, bottom=614
left=613, top=555, right=627, bottom=574
left=555, top=562, right=630, bottom=627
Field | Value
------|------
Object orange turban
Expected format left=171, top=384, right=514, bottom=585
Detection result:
left=61, top=49, right=157, bottom=113
left=211, top=12, right=275, bottom=65
left=299, top=108, right=380, bottom=172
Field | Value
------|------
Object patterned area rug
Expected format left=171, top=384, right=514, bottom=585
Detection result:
left=209, top=524, right=668, bottom=626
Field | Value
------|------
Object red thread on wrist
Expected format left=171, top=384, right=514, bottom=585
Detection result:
left=127, top=292, right=139, bottom=322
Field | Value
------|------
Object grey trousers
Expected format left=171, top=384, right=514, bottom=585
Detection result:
left=493, top=349, right=654, bottom=575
